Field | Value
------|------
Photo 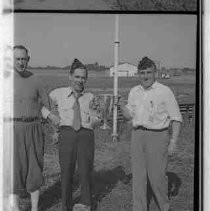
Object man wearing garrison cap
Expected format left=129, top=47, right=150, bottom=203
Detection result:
left=42, top=58, right=101, bottom=211
left=119, top=57, right=182, bottom=211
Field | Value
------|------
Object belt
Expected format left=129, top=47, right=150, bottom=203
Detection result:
left=135, top=125, right=168, bottom=132
left=4, top=117, right=40, bottom=122
left=59, top=125, right=72, bottom=130
left=59, top=125, right=92, bottom=131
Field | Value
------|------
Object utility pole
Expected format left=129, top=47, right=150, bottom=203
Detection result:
left=112, top=14, right=119, bottom=141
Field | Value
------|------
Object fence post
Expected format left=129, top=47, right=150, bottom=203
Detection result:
left=183, top=112, right=188, bottom=126
left=191, top=105, right=195, bottom=126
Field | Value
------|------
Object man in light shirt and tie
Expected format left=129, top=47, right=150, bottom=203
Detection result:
left=42, top=58, right=101, bottom=211
left=119, top=57, right=182, bottom=211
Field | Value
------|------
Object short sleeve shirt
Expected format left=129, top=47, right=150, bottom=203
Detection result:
left=45, top=87, right=99, bottom=129
left=126, top=81, right=182, bottom=129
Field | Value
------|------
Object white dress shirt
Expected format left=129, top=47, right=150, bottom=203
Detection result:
left=126, top=81, right=182, bottom=129
left=42, top=87, right=100, bottom=129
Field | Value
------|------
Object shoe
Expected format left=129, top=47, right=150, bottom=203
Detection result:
left=73, top=203, right=90, bottom=211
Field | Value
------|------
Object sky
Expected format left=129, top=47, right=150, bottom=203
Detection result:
left=14, top=14, right=197, bottom=68
left=13, top=0, right=110, bottom=10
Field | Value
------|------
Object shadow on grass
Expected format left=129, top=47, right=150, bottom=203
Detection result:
left=39, top=180, right=62, bottom=211
left=38, top=170, right=181, bottom=210
left=166, top=171, right=182, bottom=199
left=147, top=171, right=182, bottom=210
left=38, top=166, right=131, bottom=211
left=91, top=166, right=131, bottom=210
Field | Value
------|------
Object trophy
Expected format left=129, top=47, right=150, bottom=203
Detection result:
left=89, top=94, right=113, bottom=130
left=99, top=94, right=114, bottom=129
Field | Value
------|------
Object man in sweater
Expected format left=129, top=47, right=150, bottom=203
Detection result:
left=3, top=45, right=50, bottom=211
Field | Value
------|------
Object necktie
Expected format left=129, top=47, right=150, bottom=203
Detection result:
left=72, top=95, right=82, bottom=131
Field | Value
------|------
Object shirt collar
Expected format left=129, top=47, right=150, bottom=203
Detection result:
left=151, top=81, right=158, bottom=88
left=138, top=81, right=158, bottom=91
left=67, top=87, right=84, bottom=98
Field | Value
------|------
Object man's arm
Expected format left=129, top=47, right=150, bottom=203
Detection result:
left=170, top=120, right=182, bottom=143
left=117, top=91, right=134, bottom=121
left=37, top=78, right=51, bottom=111
left=41, top=103, right=60, bottom=145
left=168, top=120, right=182, bottom=156
left=165, top=87, right=183, bottom=155
left=41, top=89, right=60, bottom=126
left=36, top=78, right=60, bottom=124
left=119, top=100, right=133, bottom=121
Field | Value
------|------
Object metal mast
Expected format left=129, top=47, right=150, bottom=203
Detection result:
left=112, top=14, right=119, bottom=141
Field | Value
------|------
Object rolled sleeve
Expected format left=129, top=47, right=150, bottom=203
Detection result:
left=126, top=89, right=136, bottom=118
left=166, top=89, right=183, bottom=123
left=41, top=88, right=58, bottom=119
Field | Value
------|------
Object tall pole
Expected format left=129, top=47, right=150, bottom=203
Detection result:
left=112, top=14, right=119, bottom=141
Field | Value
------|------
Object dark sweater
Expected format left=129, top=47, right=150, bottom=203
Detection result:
left=13, top=70, right=50, bottom=118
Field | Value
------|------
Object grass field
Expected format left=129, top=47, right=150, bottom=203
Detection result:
left=37, top=122, right=195, bottom=211
left=36, top=71, right=195, bottom=104
left=20, top=72, right=196, bottom=211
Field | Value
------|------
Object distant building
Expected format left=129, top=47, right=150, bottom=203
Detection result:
left=109, top=63, right=138, bottom=77
left=161, top=73, right=170, bottom=79
left=168, top=68, right=183, bottom=76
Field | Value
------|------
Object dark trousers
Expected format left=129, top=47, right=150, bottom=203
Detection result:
left=59, top=126, right=94, bottom=211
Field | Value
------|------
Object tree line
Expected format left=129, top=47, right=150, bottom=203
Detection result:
left=102, top=0, right=197, bottom=11
left=29, top=62, right=108, bottom=71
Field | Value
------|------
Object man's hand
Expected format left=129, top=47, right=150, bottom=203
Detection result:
left=117, top=97, right=133, bottom=121
left=168, top=140, right=177, bottom=156
left=113, top=95, right=119, bottom=106
left=48, top=113, right=60, bottom=126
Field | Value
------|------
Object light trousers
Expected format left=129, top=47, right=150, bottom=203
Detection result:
left=131, top=128, right=170, bottom=211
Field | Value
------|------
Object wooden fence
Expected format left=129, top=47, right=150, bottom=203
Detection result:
left=179, top=103, right=195, bottom=125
